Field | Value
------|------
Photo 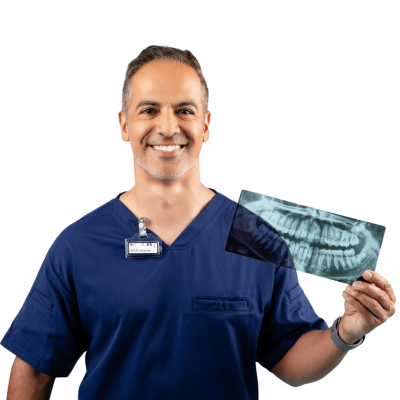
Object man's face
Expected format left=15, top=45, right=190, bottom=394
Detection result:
left=119, top=60, right=211, bottom=181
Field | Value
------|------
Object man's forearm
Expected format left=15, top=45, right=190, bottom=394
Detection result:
left=7, top=357, right=55, bottom=400
left=271, top=327, right=360, bottom=387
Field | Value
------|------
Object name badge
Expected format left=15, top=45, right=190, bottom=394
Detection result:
left=128, top=242, right=159, bottom=254
left=125, top=216, right=163, bottom=258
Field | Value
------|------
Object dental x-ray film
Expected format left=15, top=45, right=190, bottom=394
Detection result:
left=225, top=190, right=386, bottom=284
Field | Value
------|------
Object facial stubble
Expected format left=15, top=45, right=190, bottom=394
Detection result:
left=129, top=131, right=199, bottom=181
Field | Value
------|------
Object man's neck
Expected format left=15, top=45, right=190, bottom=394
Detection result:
left=129, top=181, right=213, bottom=212
left=118, top=165, right=215, bottom=245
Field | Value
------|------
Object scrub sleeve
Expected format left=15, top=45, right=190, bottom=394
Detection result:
left=256, top=265, right=328, bottom=371
left=1, top=237, right=87, bottom=377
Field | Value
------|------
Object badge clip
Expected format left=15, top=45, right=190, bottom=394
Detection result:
left=125, top=216, right=163, bottom=258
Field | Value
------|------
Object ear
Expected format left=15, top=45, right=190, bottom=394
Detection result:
left=202, top=111, right=211, bottom=143
left=119, top=111, right=130, bottom=142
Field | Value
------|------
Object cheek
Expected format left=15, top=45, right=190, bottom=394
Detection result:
left=128, top=122, right=152, bottom=146
left=183, top=124, right=205, bottom=144
left=133, top=119, right=151, bottom=133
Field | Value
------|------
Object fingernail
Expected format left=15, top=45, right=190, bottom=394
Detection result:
left=364, top=271, right=372, bottom=279
left=343, top=292, right=348, bottom=297
left=353, top=281, right=362, bottom=287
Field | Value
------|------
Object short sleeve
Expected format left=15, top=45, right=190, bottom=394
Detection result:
left=1, top=238, right=87, bottom=377
left=256, top=265, right=328, bottom=371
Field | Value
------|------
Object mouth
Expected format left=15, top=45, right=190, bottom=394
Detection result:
left=148, top=144, right=187, bottom=153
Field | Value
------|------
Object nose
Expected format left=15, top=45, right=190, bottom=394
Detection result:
left=154, top=108, right=180, bottom=138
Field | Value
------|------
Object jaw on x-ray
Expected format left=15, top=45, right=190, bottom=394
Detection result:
left=225, top=190, right=386, bottom=285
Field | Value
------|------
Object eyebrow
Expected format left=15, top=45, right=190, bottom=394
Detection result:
left=135, top=99, right=198, bottom=111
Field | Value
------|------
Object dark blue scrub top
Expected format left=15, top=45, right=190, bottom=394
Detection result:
left=1, top=189, right=327, bottom=400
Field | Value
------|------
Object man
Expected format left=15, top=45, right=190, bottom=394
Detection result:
left=2, top=45, right=396, bottom=399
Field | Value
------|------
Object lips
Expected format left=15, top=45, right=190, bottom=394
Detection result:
left=152, top=145, right=183, bottom=149
left=148, top=144, right=187, bottom=147
left=148, top=144, right=187, bottom=154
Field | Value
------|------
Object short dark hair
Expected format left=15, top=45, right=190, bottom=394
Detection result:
left=121, top=45, right=209, bottom=117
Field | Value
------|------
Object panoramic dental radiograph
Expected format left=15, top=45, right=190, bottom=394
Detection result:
left=225, top=190, right=386, bottom=284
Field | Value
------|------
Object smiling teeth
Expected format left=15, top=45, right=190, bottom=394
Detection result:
left=153, top=145, right=181, bottom=151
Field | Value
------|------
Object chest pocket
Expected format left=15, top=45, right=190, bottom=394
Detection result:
left=192, top=297, right=248, bottom=312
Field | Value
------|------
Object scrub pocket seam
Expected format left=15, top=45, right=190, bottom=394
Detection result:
left=29, top=288, right=54, bottom=311
left=191, top=297, right=249, bottom=312
left=286, top=284, right=304, bottom=302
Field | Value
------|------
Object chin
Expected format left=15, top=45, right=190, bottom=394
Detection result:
left=148, top=166, right=188, bottom=180
left=135, top=155, right=198, bottom=181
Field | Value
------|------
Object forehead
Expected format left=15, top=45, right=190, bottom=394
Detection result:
left=130, top=60, right=202, bottom=103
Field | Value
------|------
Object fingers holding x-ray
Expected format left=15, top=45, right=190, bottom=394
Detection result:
left=226, top=190, right=386, bottom=285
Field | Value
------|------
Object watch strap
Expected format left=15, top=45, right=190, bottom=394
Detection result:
left=330, top=317, right=365, bottom=351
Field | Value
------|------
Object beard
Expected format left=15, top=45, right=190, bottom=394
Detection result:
left=132, top=147, right=199, bottom=180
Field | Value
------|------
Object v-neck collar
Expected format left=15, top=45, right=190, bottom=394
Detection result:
left=108, top=188, right=228, bottom=249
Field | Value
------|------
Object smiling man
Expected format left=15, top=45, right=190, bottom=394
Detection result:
left=118, top=55, right=215, bottom=246
left=2, top=45, right=396, bottom=400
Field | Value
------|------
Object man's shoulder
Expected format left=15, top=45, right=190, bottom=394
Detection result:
left=214, top=189, right=236, bottom=204
left=50, top=195, right=118, bottom=249
left=210, top=189, right=239, bottom=224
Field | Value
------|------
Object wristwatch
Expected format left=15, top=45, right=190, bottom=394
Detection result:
left=330, top=317, right=365, bottom=351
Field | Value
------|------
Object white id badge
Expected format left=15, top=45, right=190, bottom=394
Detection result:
left=125, top=217, right=163, bottom=258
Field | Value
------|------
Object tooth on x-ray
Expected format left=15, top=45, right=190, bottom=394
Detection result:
left=225, top=190, right=386, bottom=284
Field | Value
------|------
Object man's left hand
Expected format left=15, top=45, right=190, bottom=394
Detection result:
left=339, top=270, right=396, bottom=345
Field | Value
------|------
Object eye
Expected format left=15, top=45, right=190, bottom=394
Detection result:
left=141, top=108, right=156, bottom=114
left=177, top=109, right=193, bottom=115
